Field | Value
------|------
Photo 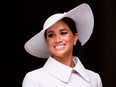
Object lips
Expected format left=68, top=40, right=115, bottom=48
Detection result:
left=54, top=44, right=65, bottom=49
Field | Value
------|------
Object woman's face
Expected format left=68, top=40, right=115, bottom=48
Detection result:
left=46, top=20, right=78, bottom=58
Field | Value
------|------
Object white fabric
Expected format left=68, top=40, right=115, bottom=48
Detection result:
left=24, top=3, right=94, bottom=58
left=22, top=56, right=103, bottom=87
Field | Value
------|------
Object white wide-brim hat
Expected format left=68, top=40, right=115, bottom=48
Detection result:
left=24, top=3, right=94, bottom=58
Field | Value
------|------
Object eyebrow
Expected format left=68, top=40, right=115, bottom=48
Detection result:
left=60, top=29, right=69, bottom=32
left=46, top=31, right=54, bottom=35
left=47, top=29, right=69, bottom=34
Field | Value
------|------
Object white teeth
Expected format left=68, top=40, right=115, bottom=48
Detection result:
left=55, top=45, right=65, bottom=49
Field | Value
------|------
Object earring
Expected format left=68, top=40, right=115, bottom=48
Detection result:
left=74, top=42, right=76, bottom=46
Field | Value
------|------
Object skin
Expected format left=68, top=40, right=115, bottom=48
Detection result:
left=46, top=20, right=78, bottom=68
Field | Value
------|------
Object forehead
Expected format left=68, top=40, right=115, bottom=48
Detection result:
left=46, top=20, right=70, bottom=32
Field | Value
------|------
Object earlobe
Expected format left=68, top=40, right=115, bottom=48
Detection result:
left=74, top=33, right=78, bottom=42
left=74, top=42, right=76, bottom=45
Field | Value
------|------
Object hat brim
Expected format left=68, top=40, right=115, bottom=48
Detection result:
left=24, top=3, right=94, bottom=58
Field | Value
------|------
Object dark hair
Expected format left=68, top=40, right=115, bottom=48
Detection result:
left=44, top=17, right=82, bottom=57
left=62, top=17, right=82, bottom=57
left=61, top=17, right=77, bottom=35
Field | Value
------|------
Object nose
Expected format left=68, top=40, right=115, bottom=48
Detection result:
left=56, top=35, right=62, bottom=43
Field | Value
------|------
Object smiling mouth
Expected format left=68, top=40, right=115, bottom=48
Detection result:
left=54, top=44, right=66, bottom=49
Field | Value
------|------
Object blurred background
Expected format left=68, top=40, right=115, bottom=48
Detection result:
left=1, top=0, right=116, bottom=87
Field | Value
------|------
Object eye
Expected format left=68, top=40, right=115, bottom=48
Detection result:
left=47, top=33, right=55, bottom=38
left=61, top=31, right=68, bottom=35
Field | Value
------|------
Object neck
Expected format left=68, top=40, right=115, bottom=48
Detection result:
left=52, top=55, right=75, bottom=68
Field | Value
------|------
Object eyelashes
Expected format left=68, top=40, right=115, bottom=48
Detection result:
left=48, top=33, right=55, bottom=38
left=47, top=31, right=68, bottom=38
left=61, top=32, right=68, bottom=35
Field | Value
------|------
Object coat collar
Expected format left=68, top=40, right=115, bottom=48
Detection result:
left=43, top=56, right=90, bottom=83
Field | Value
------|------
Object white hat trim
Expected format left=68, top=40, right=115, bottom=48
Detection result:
left=24, top=3, right=94, bottom=58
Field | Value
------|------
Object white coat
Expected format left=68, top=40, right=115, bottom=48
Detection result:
left=22, top=56, right=103, bottom=87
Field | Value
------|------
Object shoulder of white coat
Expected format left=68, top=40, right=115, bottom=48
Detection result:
left=23, top=68, right=46, bottom=80
left=22, top=68, right=45, bottom=87
left=86, top=69, right=103, bottom=87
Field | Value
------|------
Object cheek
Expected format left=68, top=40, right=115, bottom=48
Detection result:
left=46, top=39, right=53, bottom=47
left=64, top=35, right=74, bottom=44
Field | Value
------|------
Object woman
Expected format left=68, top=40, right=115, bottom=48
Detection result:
left=22, top=3, right=103, bottom=87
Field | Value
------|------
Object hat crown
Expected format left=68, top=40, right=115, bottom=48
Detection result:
left=43, top=13, right=66, bottom=30
left=24, top=3, right=94, bottom=58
